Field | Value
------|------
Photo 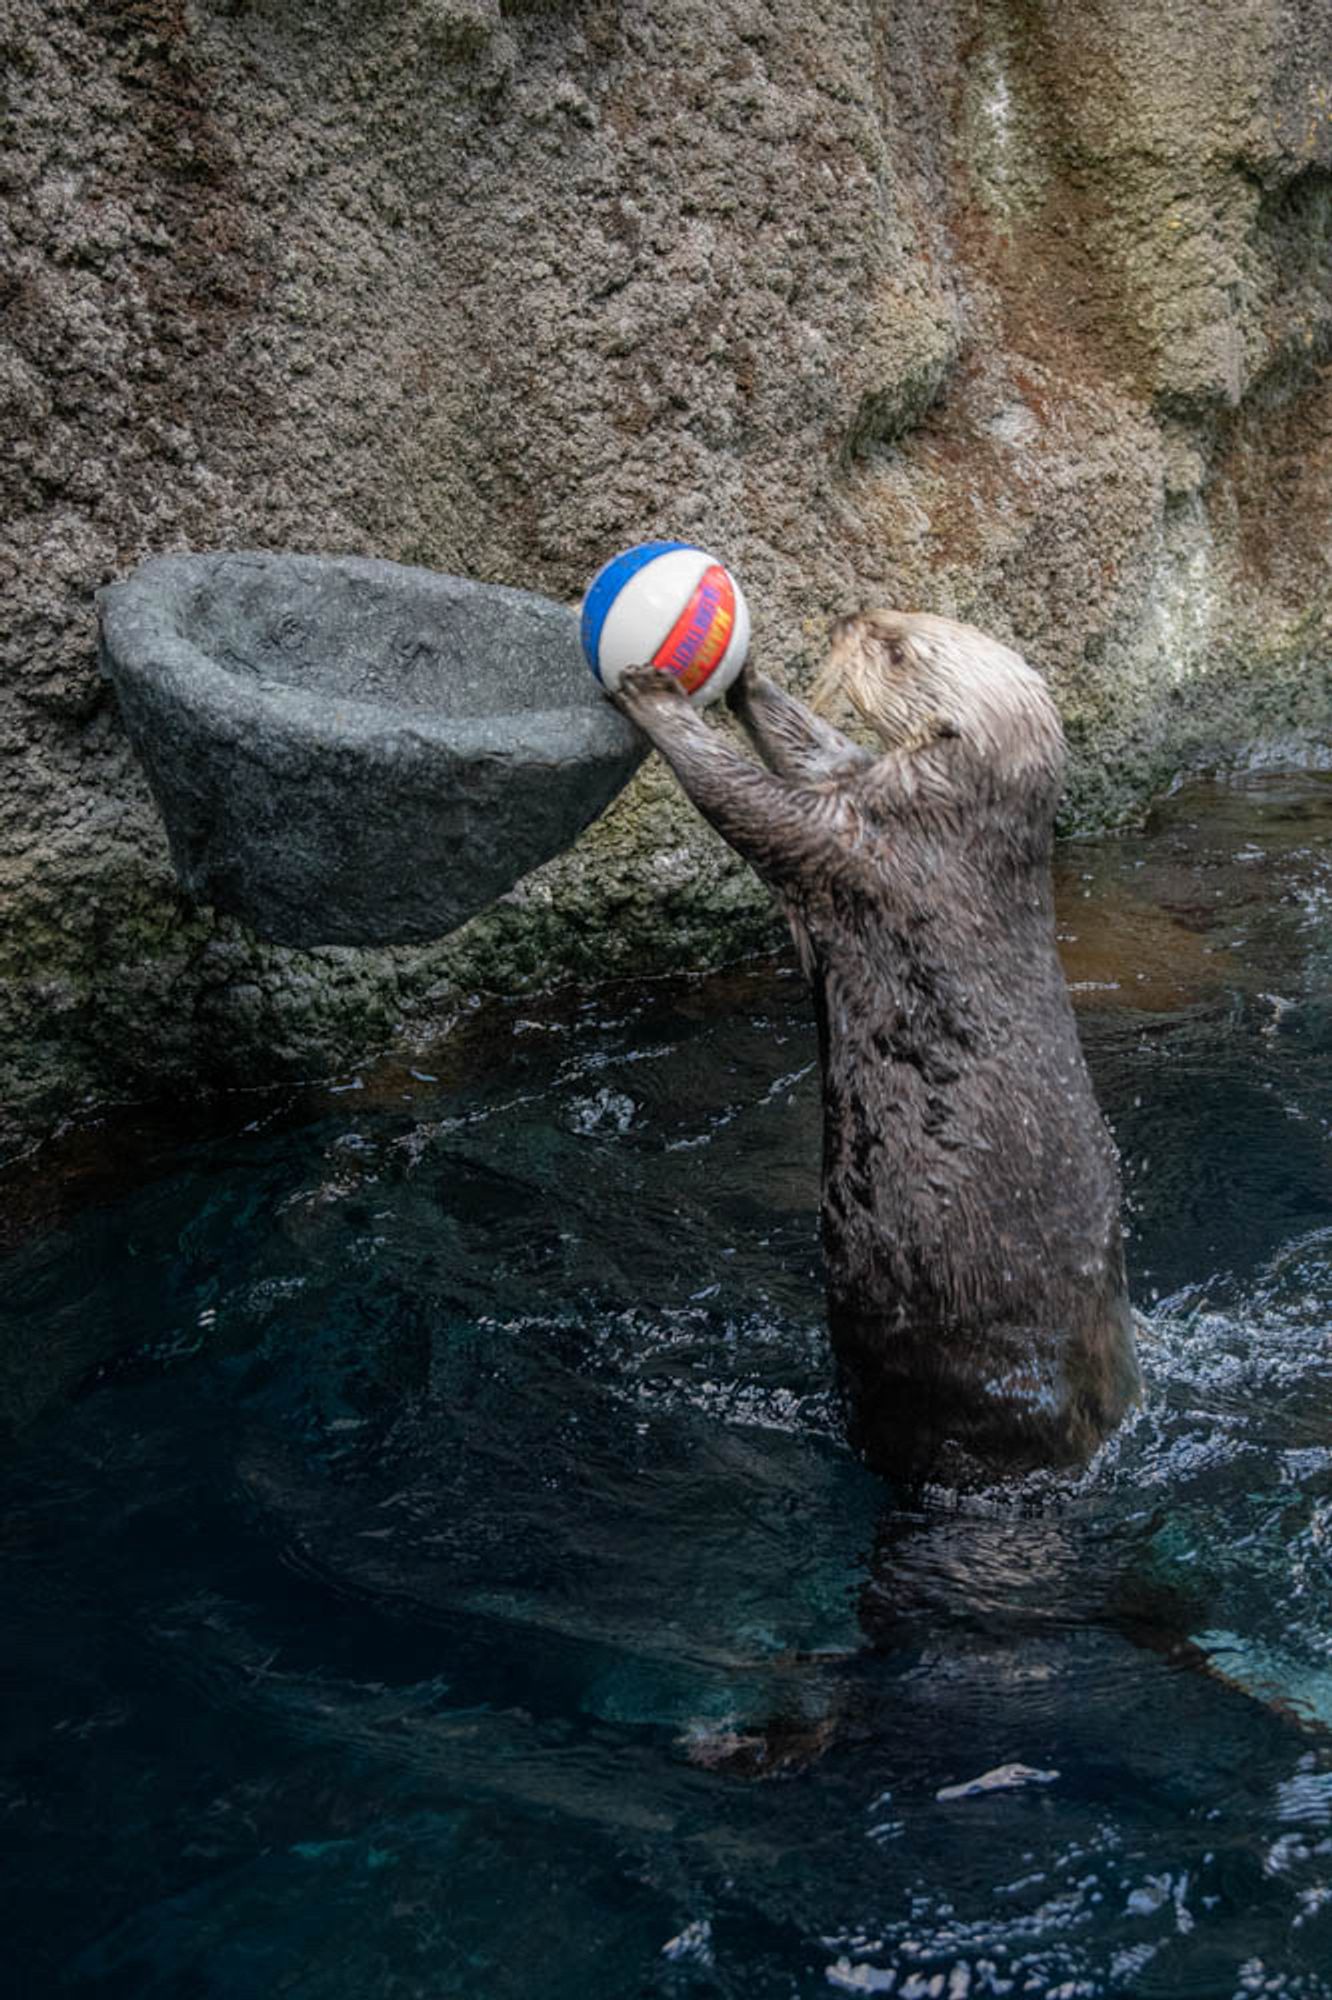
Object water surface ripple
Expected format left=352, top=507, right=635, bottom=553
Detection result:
left=1, top=775, right=1329, bottom=1998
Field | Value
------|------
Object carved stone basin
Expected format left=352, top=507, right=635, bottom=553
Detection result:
left=97, top=552, right=646, bottom=948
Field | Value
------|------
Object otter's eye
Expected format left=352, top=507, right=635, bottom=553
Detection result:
left=935, top=717, right=961, bottom=739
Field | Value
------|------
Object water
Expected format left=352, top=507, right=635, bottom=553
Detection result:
left=1, top=774, right=1329, bottom=1999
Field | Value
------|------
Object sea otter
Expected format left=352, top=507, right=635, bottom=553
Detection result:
left=612, top=610, right=1141, bottom=1488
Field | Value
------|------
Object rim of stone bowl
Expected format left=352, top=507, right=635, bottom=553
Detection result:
left=97, top=551, right=641, bottom=767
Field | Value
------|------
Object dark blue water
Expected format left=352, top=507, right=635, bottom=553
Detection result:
left=2, top=775, right=1329, bottom=1999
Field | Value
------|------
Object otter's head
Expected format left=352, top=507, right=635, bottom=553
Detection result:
left=811, top=610, right=1066, bottom=808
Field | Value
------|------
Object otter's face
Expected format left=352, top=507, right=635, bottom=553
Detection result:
left=813, top=610, right=1065, bottom=796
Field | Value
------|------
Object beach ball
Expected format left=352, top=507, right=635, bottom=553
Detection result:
left=579, top=541, right=750, bottom=706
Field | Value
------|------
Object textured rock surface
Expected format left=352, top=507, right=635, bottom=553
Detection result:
left=3, top=0, right=1331, bottom=1151
left=98, top=552, right=645, bottom=944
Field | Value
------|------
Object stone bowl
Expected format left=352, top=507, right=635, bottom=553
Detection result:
left=97, top=552, right=646, bottom=948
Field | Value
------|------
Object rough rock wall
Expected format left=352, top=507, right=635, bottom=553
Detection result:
left=3, top=0, right=1330, bottom=1152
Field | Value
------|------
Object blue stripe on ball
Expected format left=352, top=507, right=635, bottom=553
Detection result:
left=579, top=540, right=694, bottom=680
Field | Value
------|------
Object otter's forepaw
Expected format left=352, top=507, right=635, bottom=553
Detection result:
left=612, top=664, right=690, bottom=716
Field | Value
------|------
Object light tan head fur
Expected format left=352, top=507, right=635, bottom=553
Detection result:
left=811, top=611, right=1065, bottom=798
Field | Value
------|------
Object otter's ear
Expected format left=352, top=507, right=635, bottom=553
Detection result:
left=933, top=716, right=961, bottom=741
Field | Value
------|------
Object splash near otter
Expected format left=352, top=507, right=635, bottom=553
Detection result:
left=610, top=610, right=1142, bottom=1488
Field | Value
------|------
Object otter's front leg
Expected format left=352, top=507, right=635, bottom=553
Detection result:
left=727, top=664, right=873, bottom=784
left=612, top=667, right=856, bottom=890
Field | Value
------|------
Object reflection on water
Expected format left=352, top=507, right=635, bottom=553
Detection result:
left=0, top=775, right=1329, bottom=1998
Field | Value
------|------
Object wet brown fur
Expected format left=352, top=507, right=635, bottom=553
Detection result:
left=613, top=611, right=1141, bottom=1489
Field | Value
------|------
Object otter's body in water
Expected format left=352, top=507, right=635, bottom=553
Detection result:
left=614, top=611, right=1140, bottom=1487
